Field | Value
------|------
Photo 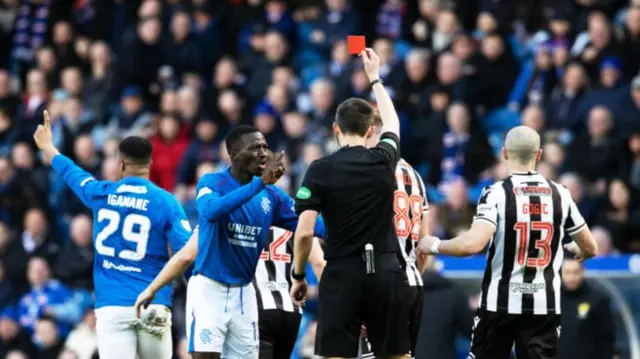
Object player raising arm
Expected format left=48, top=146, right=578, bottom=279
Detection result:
left=139, top=126, right=324, bottom=359
left=33, top=111, right=193, bottom=359
left=417, top=126, right=597, bottom=359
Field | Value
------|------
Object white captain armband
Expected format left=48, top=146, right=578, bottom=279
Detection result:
left=196, top=187, right=212, bottom=199
left=80, top=177, right=95, bottom=187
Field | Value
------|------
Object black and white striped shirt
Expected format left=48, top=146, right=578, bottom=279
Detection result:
left=476, top=173, right=586, bottom=315
left=394, top=159, right=429, bottom=287
left=253, top=227, right=301, bottom=313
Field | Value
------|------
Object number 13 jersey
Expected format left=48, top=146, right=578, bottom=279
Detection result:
left=474, top=172, right=586, bottom=315
left=51, top=154, right=192, bottom=309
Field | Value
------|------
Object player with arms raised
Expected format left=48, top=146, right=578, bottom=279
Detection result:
left=135, top=126, right=325, bottom=359
left=418, top=126, right=598, bottom=359
left=33, top=111, right=193, bottom=359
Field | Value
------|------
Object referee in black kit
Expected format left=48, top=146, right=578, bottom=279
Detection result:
left=289, top=48, right=409, bottom=359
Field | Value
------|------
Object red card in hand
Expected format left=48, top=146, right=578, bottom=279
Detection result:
left=347, top=36, right=366, bottom=55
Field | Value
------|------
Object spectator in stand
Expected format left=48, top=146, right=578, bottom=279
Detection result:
left=426, top=52, right=469, bottom=106
left=508, top=43, right=559, bottom=111
left=546, top=62, right=588, bottom=132
left=573, top=11, right=621, bottom=83
left=0, top=307, right=37, bottom=359
left=17, top=258, right=73, bottom=338
left=437, top=180, right=474, bottom=237
left=306, top=78, right=337, bottom=133
left=6, top=350, right=28, bottom=359
left=559, top=172, right=599, bottom=226
left=591, top=226, right=616, bottom=256
left=60, top=67, right=83, bottom=99
left=246, top=30, right=290, bottom=101
left=34, top=317, right=63, bottom=359
left=202, top=57, right=244, bottom=118
left=559, top=258, right=616, bottom=359
left=428, top=102, right=493, bottom=190
left=117, top=16, right=164, bottom=103
left=95, top=86, right=151, bottom=149
left=0, top=71, right=19, bottom=120
left=51, top=21, right=81, bottom=72
left=618, top=5, right=640, bottom=78
left=18, top=209, right=58, bottom=265
left=576, top=57, right=625, bottom=122
left=595, top=179, right=640, bottom=252
left=394, top=48, right=432, bottom=119
left=616, top=75, right=640, bottom=132
left=565, top=106, right=625, bottom=188
left=63, top=309, right=97, bottom=359
left=175, top=118, right=221, bottom=202
left=83, top=41, right=114, bottom=122
left=150, top=113, right=189, bottom=191
left=34, top=48, right=57, bottom=91
left=176, top=85, right=204, bottom=131
left=53, top=215, right=93, bottom=291
left=474, top=33, right=521, bottom=114
left=60, top=135, right=100, bottom=217
left=0, top=108, right=20, bottom=158
left=520, top=105, right=546, bottom=133
left=19, top=69, right=48, bottom=137
left=164, top=10, right=203, bottom=79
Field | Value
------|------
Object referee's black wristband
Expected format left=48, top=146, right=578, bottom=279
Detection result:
left=291, top=269, right=306, bottom=281
left=369, top=78, right=383, bottom=89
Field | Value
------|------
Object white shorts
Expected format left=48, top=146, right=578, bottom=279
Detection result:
left=95, top=305, right=172, bottom=359
left=186, top=275, right=259, bottom=358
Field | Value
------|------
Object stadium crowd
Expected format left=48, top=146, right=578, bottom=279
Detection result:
left=0, top=0, right=635, bottom=358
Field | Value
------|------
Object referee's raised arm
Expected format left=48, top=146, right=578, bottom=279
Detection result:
left=361, top=48, right=400, bottom=139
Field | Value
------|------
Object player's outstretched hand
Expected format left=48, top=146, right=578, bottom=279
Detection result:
left=135, top=287, right=156, bottom=319
left=290, top=278, right=308, bottom=307
left=416, top=236, right=439, bottom=256
left=33, top=110, right=54, bottom=151
left=261, top=150, right=286, bottom=185
left=564, top=241, right=585, bottom=262
left=359, top=48, right=380, bottom=82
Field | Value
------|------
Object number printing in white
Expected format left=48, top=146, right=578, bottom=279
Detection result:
left=95, top=208, right=151, bottom=262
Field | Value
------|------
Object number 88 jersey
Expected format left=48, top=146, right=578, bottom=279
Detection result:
left=393, top=159, right=429, bottom=287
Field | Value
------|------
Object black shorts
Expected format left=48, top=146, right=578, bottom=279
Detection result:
left=315, top=253, right=411, bottom=358
left=408, top=284, right=424, bottom=356
left=258, top=309, right=302, bottom=359
left=469, top=308, right=560, bottom=359
left=360, top=283, right=423, bottom=357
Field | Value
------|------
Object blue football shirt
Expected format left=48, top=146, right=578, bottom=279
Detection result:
left=52, top=155, right=192, bottom=308
left=194, top=168, right=325, bottom=285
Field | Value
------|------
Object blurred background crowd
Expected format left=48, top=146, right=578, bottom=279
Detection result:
left=0, top=0, right=637, bottom=358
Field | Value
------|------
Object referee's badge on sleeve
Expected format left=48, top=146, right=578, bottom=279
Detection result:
left=296, top=187, right=311, bottom=200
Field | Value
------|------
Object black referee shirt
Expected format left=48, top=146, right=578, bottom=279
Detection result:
left=294, top=132, right=401, bottom=260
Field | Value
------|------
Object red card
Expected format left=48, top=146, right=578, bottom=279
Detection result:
left=347, top=36, right=366, bottom=55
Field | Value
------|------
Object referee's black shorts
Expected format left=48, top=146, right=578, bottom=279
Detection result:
left=258, top=309, right=302, bottom=359
left=469, top=308, right=560, bottom=359
left=359, top=282, right=423, bottom=358
left=315, top=252, right=411, bottom=358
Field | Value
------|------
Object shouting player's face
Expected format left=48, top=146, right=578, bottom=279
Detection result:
left=233, top=132, right=269, bottom=175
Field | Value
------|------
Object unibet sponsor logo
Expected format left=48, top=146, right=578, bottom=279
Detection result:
left=296, top=187, right=311, bottom=200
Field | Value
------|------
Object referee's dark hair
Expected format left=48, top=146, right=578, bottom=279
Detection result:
left=335, top=98, right=375, bottom=136
left=118, top=136, right=153, bottom=165
left=225, top=125, right=260, bottom=155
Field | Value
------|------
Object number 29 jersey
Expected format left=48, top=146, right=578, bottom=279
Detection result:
left=474, top=173, right=586, bottom=315
left=51, top=155, right=192, bottom=309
